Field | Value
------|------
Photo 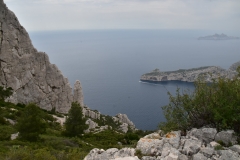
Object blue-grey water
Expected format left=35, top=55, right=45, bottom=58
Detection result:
left=29, top=30, right=240, bottom=130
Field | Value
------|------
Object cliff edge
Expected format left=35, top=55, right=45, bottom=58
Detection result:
left=0, top=0, right=82, bottom=113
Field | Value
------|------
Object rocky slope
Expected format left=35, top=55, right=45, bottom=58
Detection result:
left=140, top=61, right=240, bottom=83
left=84, top=128, right=240, bottom=160
left=0, top=0, right=137, bottom=132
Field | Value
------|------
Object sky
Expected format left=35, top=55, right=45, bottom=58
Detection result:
left=4, top=0, right=240, bottom=32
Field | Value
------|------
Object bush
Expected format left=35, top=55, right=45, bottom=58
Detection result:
left=159, top=67, right=240, bottom=133
left=17, top=103, right=47, bottom=141
left=0, top=125, right=15, bottom=141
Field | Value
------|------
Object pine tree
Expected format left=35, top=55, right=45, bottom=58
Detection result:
left=17, top=103, right=46, bottom=141
left=64, top=102, right=88, bottom=137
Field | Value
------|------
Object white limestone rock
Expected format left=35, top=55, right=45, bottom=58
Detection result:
left=73, top=80, right=84, bottom=107
left=229, top=145, right=240, bottom=154
left=0, top=0, right=86, bottom=113
left=214, top=130, right=237, bottom=146
left=114, top=114, right=136, bottom=130
left=188, top=128, right=217, bottom=144
left=83, top=148, right=136, bottom=160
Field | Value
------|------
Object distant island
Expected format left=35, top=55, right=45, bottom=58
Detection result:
left=198, top=33, right=239, bottom=40
left=140, top=61, right=240, bottom=83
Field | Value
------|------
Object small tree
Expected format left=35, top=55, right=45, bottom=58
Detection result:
left=0, top=86, right=13, bottom=101
left=17, top=103, right=46, bottom=141
left=64, top=102, right=88, bottom=137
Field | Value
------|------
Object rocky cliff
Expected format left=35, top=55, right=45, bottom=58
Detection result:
left=0, top=0, right=82, bottom=113
left=140, top=61, right=240, bottom=83
left=0, top=0, right=137, bottom=132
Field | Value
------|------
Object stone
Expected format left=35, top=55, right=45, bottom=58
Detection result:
left=178, top=154, right=189, bottom=160
left=192, top=153, right=208, bottom=160
left=114, top=114, right=136, bottom=130
left=166, top=131, right=181, bottom=149
left=229, top=145, right=240, bottom=154
left=84, top=119, right=98, bottom=133
left=84, top=148, right=136, bottom=160
left=218, top=150, right=240, bottom=160
left=11, top=132, right=19, bottom=140
left=115, top=157, right=139, bottom=160
left=214, top=130, right=237, bottom=146
left=136, top=138, right=164, bottom=156
left=188, top=128, right=217, bottom=144
left=82, top=107, right=101, bottom=119
left=144, top=133, right=161, bottom=139
left=73, top=80, right=84, bottom=107
left=182, top=139, right=202, bottom=156
left=200, top=147, right=214, bottom=158
left=141, top=156, right=157, bottom=160
left=119, top=123, right=129, bottom=133
left=209, top=141, right=220, bottom=148
left=52, top=115, right=66, bottom=126
left=165, top=148, right=180, bottom=160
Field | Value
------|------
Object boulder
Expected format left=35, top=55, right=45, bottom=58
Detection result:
left=218, top=150, right=240, bottom=160
left=136, top=138, right=164, bottom=156
left=192, top=152, right=208, bottom=160
left=182, top=139, right=202, bottom=156
left=200, top=147, right=214, bottom=158
left=229, top=145, right=240, bottom=154
left=214, top=130, right=237, bottom=146
left=188, top=128, right=217, bottom=144
left=84, top=148, right=136, bottom=160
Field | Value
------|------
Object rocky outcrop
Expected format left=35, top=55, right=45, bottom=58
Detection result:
left=0, top=0, right=84, bottom=113
left=113, top=113, right=136, bottom=133
left=140, top=61, right=240, bottom=83
left=84, top=128, right=240, bottom=160
left=198, top=34, right=239, bottom=40
left=73, top=80, right=84, bottom=107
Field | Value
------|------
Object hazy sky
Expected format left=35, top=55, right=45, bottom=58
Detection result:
left=4, top=0, right=240, bottom=31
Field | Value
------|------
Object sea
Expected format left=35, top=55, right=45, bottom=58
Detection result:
left=29, top=30, right=240, bottom=130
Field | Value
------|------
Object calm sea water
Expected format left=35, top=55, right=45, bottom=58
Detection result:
left=29, top=30, right=240, bottom=130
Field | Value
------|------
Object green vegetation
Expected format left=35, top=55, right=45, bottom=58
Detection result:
left=159, top=66, right=240, bottom=134
left=0, top=86, right=13, bottom=100
left=63, top=102, right=88, bottom=137
left=0, top=87, right=146, bottom=160
left=17, top=103, right=47, bottom=141
left=214, top=144, right=224, bottom=150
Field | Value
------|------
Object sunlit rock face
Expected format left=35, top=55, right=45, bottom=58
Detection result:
left=0, top=0, right=85, bottom=113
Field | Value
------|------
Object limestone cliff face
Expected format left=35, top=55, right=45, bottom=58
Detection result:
left=0, top=0, right=83, bottom=113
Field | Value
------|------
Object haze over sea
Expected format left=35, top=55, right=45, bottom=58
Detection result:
left=30, top=30, right=240, bottom=130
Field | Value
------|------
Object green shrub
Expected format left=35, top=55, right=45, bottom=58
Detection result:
left=159, top=66, right=240, bottom=133
left=214, top=144, right=224, bottom=150
left=17, top=103, right=47, bottom=141
left=135, top=149, right=143, bottom=159
left=0, top=125, right=15, bottom=141
left=63, top=102, right=87, bottom=137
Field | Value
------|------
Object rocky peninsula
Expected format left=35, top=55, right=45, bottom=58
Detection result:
left=198, top=34, right=239, bottom=40
left=140, top=61, right=240, bottom=83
